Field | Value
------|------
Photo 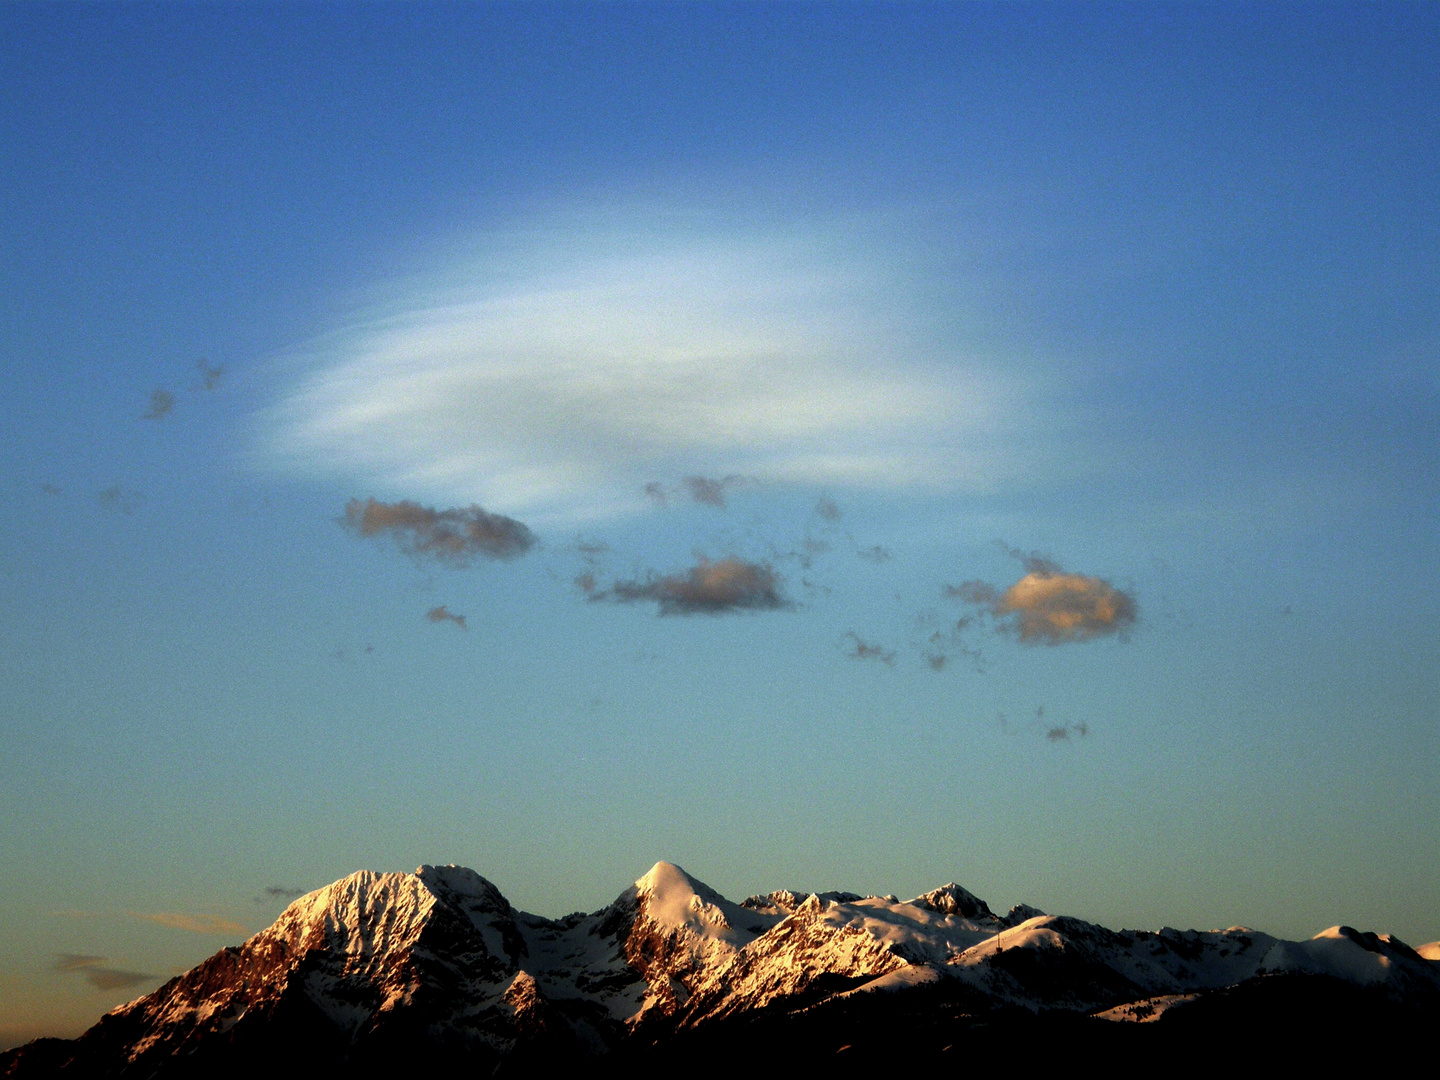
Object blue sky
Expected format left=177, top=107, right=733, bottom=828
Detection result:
left=2, top=1, right=1437, bottom=1047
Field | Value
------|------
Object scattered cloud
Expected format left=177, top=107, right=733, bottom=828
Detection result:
left=800, top=575, right=831, bottom=596
left=574, top=539, right=609, bottom=564
left=425, top=605, right=467, bottom=630
left=814, top=497, right=841, bottom=521
left=195, top=359, right=225, bottom=391
left=342, top=498, right=535, bottom=565
left=600, top=555, right=790, bottom=615
left=331, top=643, right=376, bottom=662
left=909, top=614, right=986, bottom=674
left=770, top=532, right=832, bottom=571
left=641, top=475, right=748, bottom=508
left=574, top=571, right=599, bottom=596
left=844, top=632, right=896, bottom=664
left=40, top=483, right=62, bottom=496
left=259, top=211, right=1029, bottom=524
left=949, top=552, right=1136, bottom=644
left=97, top=486, right=145, bottom=514
left=1046, top=726, right=1070, bottom=741
left=130, top=912, right=246, bottom=936
left=263, top=886, right=306, bottom=900
left=142, top=388, right=175, bottom=420
left=856, top=544, right=891, bottom=563
left=53, top=955, right=153, bottom=992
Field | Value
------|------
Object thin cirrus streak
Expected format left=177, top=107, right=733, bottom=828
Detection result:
left=129, top=912, right=247, bottom=936
left=52, top=955, right=153, bottom=992
left=257, top=209, right=1030, bottom=525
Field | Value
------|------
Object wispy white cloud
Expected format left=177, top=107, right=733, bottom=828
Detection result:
left=258, top=209, right=1030, bottom=525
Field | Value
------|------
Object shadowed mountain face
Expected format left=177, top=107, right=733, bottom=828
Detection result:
left=6, top=862, right=1438, bottom=1077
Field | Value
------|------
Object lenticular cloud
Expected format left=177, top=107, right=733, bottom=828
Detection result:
left=259, top=211, right=1020, bottom=524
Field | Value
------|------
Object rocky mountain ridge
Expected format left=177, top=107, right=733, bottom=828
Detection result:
left=6, top=860, right=1438, bottom=1076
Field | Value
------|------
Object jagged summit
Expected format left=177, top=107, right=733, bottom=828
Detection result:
left=6, top=861, right=1437, bottom=1077
left=907, top=882, right=994, bottom=920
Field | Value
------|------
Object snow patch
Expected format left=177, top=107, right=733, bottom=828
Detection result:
left=1095, top=993, right=1200, bottom=1023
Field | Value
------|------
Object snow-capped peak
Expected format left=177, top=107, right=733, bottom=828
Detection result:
left=632, top=861, right=773, bottom=945
left=12, top=860, right=1437, bottom=1080
left=268, top=868, right=437, bottom=954
left=908, top=882, right=994, bottom=920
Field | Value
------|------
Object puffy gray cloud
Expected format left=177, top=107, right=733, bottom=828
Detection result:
left=603, top=555, right=790, bottom=615
left=425, top=605, right=467, bottom=630
left=949, top=553, right=1136, bottom=645
left=683, top=474, right=743, bottom=507
left=53, top=955, right=152, bottom=992
left=342, top=498, right=535, bottom=565
left=814, top=497, right=841, bottom=521
left=263, top=886, right=306, bottom=900
left=142, top=388, right=174, bottom=420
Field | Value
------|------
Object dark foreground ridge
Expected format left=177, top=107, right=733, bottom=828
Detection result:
left=6, top=861, right=1438, bottom=1077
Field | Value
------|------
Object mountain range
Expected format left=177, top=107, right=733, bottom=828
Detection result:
left=7, top=860, right=1438, bottom=1076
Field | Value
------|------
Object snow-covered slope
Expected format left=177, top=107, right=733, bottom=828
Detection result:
left=59, top=865, right=534, bottom=1075
left=7, top=860, right=1437, bottom=1076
